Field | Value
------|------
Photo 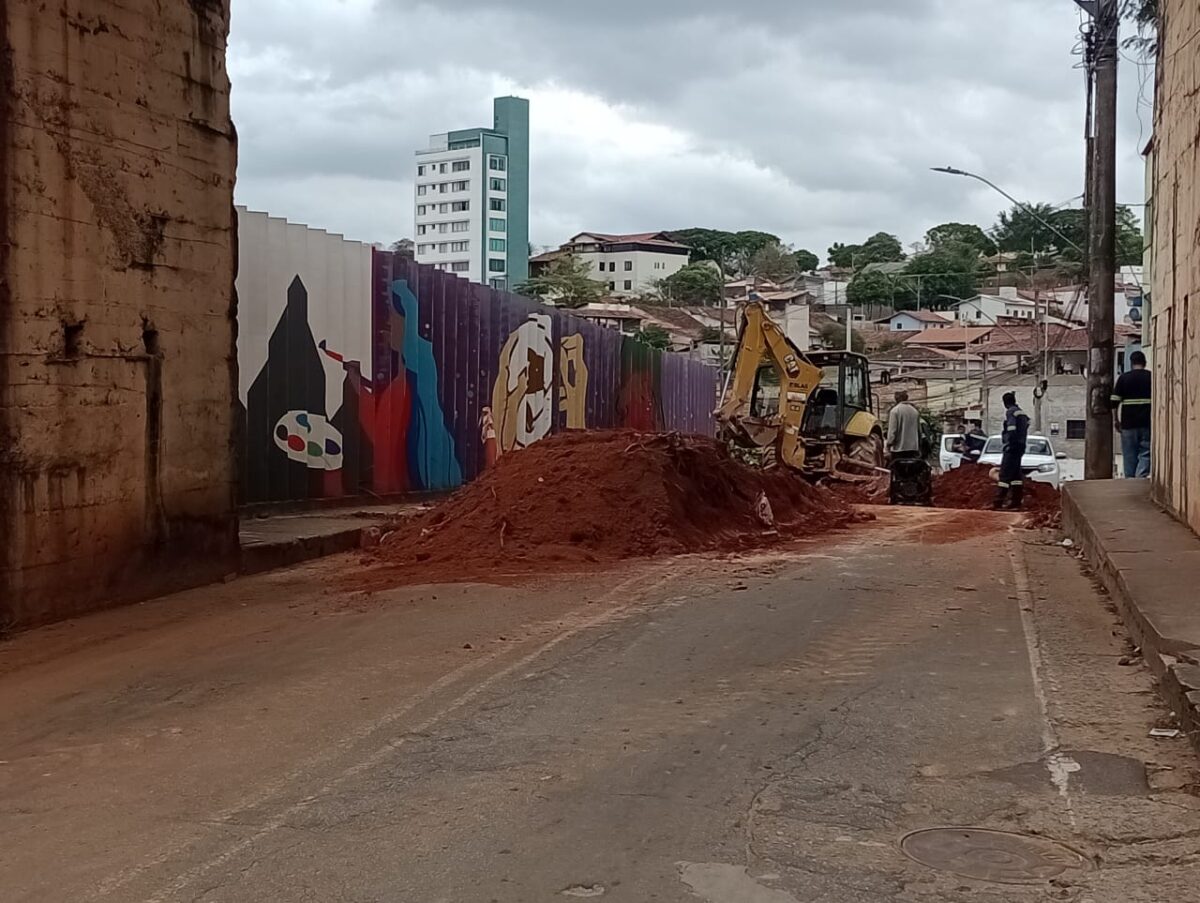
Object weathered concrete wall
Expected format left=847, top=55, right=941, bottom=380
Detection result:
left=0, top=1, right=239, bottom=627
left=1149, top=0, right=1200, bottom=535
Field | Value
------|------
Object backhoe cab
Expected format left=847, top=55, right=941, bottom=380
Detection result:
left=717, top=302, right=884, bottom=479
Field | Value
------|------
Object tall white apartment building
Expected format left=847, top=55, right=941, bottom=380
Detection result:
left=413, top=96, right=529, bottom=290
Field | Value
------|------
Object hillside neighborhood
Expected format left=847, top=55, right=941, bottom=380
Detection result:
left=3, top=1, right=1200, bottom=901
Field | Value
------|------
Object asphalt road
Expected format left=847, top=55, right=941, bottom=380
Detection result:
left=0, top=508, right=1196, bottom=902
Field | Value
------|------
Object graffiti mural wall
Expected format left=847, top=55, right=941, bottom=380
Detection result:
left=237, top=211, right=717, bottom=504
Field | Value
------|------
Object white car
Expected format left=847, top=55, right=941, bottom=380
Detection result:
left=939, top=434, right=964, bottom=472
left=977, top=434, right=1066, bottom=489
left=939, top=433, right=987, bottom=471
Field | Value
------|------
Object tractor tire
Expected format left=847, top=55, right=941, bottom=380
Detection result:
left=847, top=432, right=885, bottom=469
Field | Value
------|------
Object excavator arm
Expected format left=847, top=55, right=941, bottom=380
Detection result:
left=716, top=302, right=824, bottom=470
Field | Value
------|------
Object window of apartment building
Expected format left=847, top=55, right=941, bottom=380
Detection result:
left=488, top=259, right=506, bottom=273
left=452, top=180, right=469, bottom=192
left=608, top=282, right=615, bottom=291
left=490, top=198, right=506, bottom=211
left=417, top=165, right=426, bottom=176
left=623, top=261, right=633, bottom=271
left=438, top=203, right=449, bottom=213
left=438, top=243, right=449, bottom=253
left=451, top=261, right=470, bottom=272
left=417, top=185, right=427, bottom=196
left=417, top=244, right=432, bottom=254
left=451, top=201, right=470, bottom=212
left=489, top=178, right=507, bottom=192
left=452, top=160, right=470, bottom=172
left=439, top=183, right=450, bottom=194
left=623, top=280, right=632, bottom=291
left=490, top=278, right=507, bottom=290
left=417, top=225, right=428, bottom=236
left=1066, top=420, right=1086, bottom=440
left=450, top=241, right=469, bottom=252
left=488, top=155, right=507, bottom=171
left=489, top=238, right=506, bottom=252
left=438, top=162, right=448, bottom=174
left=488, top=218, right=506, bottom=232
left=416, top=205, right=427, bottom=216
left=451, top=221, right=469, bottom=233
left=436, top=223, right=448, bottom=234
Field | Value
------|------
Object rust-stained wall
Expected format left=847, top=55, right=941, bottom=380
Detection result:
left=1149, top=0, right=1200, bottom=535
left=0, top=1, right=239, bottom=627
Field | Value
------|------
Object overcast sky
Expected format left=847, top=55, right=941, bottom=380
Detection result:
left=229, top=0, right=1152, bottom=260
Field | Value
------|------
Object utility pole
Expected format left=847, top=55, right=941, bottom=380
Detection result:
left=1084, top=0, right=1118, bottom=479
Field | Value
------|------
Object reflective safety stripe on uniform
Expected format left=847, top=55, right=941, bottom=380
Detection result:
left=1011, top=479, right=1023, bottom=485
left=1120, top=398, right=1151, bottom=404
left=997, top=481, right=1010, bottom=488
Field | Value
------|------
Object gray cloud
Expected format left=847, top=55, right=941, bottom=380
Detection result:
left=230, top=0, right=1149, bottom=259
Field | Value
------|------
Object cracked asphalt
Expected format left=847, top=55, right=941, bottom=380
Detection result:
left=0, top=507, right=1197, bottom=901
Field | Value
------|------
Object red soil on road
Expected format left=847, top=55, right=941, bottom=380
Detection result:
left=364, top=430, right=867, bottom=586
left=825, top=461, right=1062, bottom=529
left=933, top=462, right=1062, bottom=528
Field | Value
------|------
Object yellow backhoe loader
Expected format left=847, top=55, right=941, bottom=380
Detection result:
left=717, top=302, right=884, bottom=480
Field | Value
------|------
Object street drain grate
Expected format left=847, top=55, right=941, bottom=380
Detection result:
left=900, top=827, right=1088, bottom=885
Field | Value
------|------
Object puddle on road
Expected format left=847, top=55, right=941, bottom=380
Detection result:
left=678, top=862, right=799, bottom=903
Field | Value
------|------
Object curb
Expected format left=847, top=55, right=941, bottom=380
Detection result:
left=240, top=526, right=370, bottom=577
left=1062, top=484, right=1200, bottom=756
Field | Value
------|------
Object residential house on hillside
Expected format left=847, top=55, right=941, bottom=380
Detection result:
left=903, top=325, right=995, bottom=350
left=953, top=294, right=1040, bottom=323
left=572, top=302, right=646, bottom=335
left=972, top=324, right=1090, bottom=375
left=876, top=310, right=952, bottom=332
left=529, top=231, right=691, bottom=297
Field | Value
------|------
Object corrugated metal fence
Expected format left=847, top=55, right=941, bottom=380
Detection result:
left=239, top=238, right=717, bottom=504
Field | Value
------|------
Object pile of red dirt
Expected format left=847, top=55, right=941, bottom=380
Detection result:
left=933, top=462, right=1062, bottom=528
left=365, top=430, right=867, bottom=585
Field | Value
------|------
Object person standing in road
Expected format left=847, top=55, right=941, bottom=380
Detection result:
left=1112, top=350, right=1152, bottom=479
left=995, top=392, right=1030, bottom=510
left=887, top=390, right=921, bottom=460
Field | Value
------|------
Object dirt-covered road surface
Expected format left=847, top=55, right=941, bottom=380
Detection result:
left=1, top=508, right=1196, bottom=902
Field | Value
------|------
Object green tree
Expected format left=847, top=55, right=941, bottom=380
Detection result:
left=632, top=324, right=671, bottom=350
left=818, top=321, right=865, bottom=353
left=658, top=263, right=723, bottom=306
left=828, top=232, right=905, bottom=269
left=859, top=232, right=906, bottom=264
left=748, top=243, right=799, bottom=282
left=828, top=241, right=861, bottom=269
left=669, top=228, right=782, bottom=276
left=670, top=228, right=739, bottom=265
left=793, top=248, right=819, bottom=272
left=516, top=254, right=607, bottom=309
left=847, top=270, right=914, bottom=310
left=903, top=244, right=982, bottom=308
left=924, top=222, right=996, bottom=256
left=991, top=204, right=1074, bottom=255
left=1116, top=205, right=1145, bottom=266
left=731, top=230, right=782, bottom=274
left=990, top=204, right=1143, bottom=267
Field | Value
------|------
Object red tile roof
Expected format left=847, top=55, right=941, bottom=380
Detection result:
left=569, top=231, right=691, bottom=250
left=903, top=326, right=995, bottom=346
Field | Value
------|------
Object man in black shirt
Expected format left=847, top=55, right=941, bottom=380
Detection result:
left=1112, top=350, right=1152, bottom=478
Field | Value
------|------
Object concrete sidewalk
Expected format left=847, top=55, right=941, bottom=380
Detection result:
left=1063, top=480, right=1200, bottom=753
left=239, top=502, right=428, bottom=575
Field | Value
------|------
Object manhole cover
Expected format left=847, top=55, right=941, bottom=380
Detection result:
left=900, top=827, right=1087, bottom=885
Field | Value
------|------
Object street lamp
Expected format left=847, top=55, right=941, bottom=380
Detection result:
left=930, top=166, right=1083, bottom=254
